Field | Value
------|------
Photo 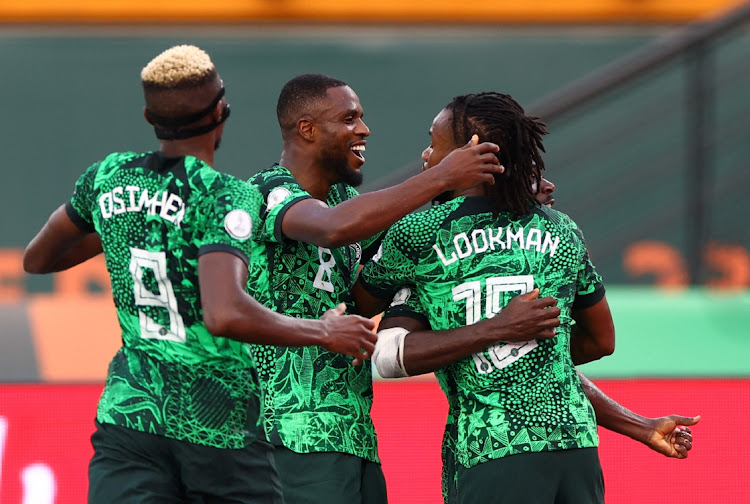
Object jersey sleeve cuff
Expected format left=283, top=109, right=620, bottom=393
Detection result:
left=198, top=244, right=249, bottom=266
left=573, top=284, right=606, bottom=310
left=382, top=306, right=431, bottom=328
left=64, top=201, right=95, bottom=233
left=273, top=195, right=312, bottom=243
left=358, top=275, right=398, bottom=302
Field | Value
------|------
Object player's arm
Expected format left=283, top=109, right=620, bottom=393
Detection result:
left=199, top=251, right=377, bottom=360
left=373, top=290, right=560, bottom=377
left=579, top=371, right=699, bottom=459
left=570, top=296, right=615, bottom=365
left=24, top=204, right=103, bottom=274
left=281, top=137, right=502, bottom=248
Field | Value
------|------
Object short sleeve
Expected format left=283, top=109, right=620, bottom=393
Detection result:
left=572, top=227, right=605, bottom=309
left=65, top=161, right=101, bottom=233
left=248, top=166, right=312, bottom=244
left=197, top=178, right=263, bottom=266
left=381, top=285, right=431, bottom=329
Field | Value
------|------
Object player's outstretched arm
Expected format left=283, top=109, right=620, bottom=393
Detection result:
left=24, top=204, right=103, bottom=274
left=199, top=251, right=376, bottom=359
left=570, top=296, right=615, bottom=365
left=373, top=290, right=560, bottom=377
left=579, top=371, right=699, bottom=459
left=281, top=136, right=502, bottom=248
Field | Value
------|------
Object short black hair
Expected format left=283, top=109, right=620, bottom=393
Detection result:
left=445, top=92, right=548, bottom=216
left=276, top=73, right=348, bottom=133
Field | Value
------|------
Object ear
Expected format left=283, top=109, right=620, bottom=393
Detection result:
left=143, top=107, right=154, bottom=125
left=212, top=100, right=224, bottom=122
left=297, top=117, right=315, bottom=142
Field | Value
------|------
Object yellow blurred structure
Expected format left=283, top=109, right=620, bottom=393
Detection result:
left=0, top=0, right=743, bottom=24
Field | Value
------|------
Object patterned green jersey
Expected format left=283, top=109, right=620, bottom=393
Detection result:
left=361, top=196, right=605, bottom=469
left=246, top=164, right=381, bottom=462
left=67, top=151, right=264, bottom=449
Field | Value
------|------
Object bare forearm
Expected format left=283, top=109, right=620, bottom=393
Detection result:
left=316, top=171, right=448, bottom=247
left=402, top=325, right=497, bottom=376
left=579, top=371, right=651, bottom=444
left=24, top=205, right=101, bottom=273
left=206, top=294, right=329, bottom=346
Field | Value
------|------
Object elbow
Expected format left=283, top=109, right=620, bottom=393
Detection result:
left=23, top=248, right=49, bottom=274
left=601, top=327, right=616, bottom=357
left=597, top=341, right=615, bottom=359
left=595, top=332, right=616, bottom=360
left=319, top=224, right=359, bottom=249
left=203, top=306, right=237, bottom=339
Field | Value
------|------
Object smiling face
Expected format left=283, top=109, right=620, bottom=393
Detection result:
left=315, top=85, right=370, bottom=187
left=421, top=108, right=458, bottom=172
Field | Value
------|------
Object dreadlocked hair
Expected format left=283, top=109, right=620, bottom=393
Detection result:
left=446, top=92, right=548, bottom=216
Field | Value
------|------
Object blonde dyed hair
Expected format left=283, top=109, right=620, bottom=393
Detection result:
left=141, top=45, right=217, bottom=90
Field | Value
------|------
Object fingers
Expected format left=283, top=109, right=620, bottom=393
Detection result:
left=465, top=134, right=479, bottom=147
left=520, top=288, right=540, bottom=301
left=673, top=415, right=700, bottom=426
left=326, top=303, right=346, bottom=316
left=533, top=328, right=557, bottom=340
left=531, top=295, right=558, bottom=309
left=673, top=443, right=688, bottom=459
left=472, top=141, right=500, bottom=153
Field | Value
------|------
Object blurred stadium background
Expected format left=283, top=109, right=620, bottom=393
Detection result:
left=1, top=1, right=749, bottom=502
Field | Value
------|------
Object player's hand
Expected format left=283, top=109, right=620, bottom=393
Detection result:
left=644, top=415, right=700, bottom=459
left=487, top=289, right=560, bottom=342
left=432, top=134, right=503, bottom=190
left=319, top=303, right=377, bottom=365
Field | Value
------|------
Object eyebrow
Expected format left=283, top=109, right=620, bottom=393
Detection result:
left=339, top=108, right=361, bottom=118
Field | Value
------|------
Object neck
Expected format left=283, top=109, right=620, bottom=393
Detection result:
left=454, top=183, right=490, bottom=199
left=159, top=139, right=215, bottom=166
left=279, top=142, right=333, bottom=200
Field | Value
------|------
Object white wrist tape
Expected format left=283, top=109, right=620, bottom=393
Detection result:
left=373, top=327, right=410, bottom=378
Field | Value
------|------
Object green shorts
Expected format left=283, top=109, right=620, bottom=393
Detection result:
left=453, top=448, right=604, bottom=504
left=273, top=446, right=387, bottom=504
left=88, top=420, right=283, bottom=504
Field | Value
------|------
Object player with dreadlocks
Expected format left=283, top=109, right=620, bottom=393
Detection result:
left=353, top=91, right=616, bottom=503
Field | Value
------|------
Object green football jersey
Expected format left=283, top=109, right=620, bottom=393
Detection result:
left=246, top=164, right=380, bottom=463
left=362, top=196, right=604, bottom=469
left=67, top=151, right=264, bottom=449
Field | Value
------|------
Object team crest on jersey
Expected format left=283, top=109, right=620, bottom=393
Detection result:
left=389, top=287, right=411, bottom=307
left=267, top=187, right=292, bottom=211
left=224, top=209, right=253, bottom=240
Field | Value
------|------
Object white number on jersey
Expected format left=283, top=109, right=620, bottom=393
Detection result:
left=313, top=246, right=336, bottom=293
left=452, top=275, right=537, bottom=374
left=129, top=247, right=186, bottom=343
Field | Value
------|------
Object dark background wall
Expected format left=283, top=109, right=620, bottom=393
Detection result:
left=1, top=26, right=748, bottom=288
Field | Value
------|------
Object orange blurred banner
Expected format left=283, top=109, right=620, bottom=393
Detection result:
left=0, top=0, right=742, bottom=24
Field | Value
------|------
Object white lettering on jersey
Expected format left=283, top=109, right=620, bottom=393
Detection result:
left=98, top=186, right=185, bottom=227
left=436, top=226, right=560, bottom=266
left=313, top=247, right=336, bottom=292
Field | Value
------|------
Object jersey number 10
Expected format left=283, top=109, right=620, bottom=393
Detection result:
left=452, top=275, right=538, bottom=375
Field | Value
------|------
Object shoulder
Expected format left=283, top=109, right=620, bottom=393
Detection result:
left=247, top=165, right=299, bottom=190
left=387, top=200, right=462, bottom=249
left=86, top=151, right=141, bottom=174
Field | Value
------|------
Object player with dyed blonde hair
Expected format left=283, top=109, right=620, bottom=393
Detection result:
left=24, top=45, right=378, bottom=503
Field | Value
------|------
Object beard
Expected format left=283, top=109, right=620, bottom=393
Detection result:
left=319, top=147, right=363, bottom=187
